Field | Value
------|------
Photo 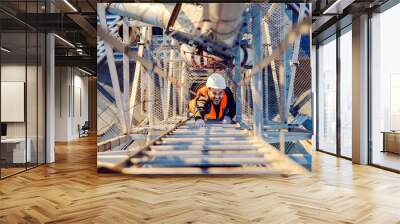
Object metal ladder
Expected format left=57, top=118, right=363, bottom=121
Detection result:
left=98, top=119, right=304, bottom=175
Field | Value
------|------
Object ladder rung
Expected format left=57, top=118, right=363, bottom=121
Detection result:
left=150, top=145, right=261, bottom=151
left=172, top=129, right=244, bottom=134
left=164, top=134, right=248, bottom=140
left=178, top=124, right=239, bottom=129
left=166, top=133, right=249, bottom=138
left=176, top=126, right=243, bottom=131
left=161, top=136, right=253, bottom=141
left=132, top=157, right=268, bottom=166
left=145, top=150, right=264, bottom=157
left=120, top=167, right=287, bottom=175
left=155, top=140, right=257, bottom=145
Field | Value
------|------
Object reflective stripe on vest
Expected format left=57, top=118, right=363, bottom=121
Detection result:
left=196, top=86, right=228, bottom=120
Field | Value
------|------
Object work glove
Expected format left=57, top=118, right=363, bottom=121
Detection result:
left=195, top=119, right=206, bottom=128
left=222, top=116, right=232, bottom=124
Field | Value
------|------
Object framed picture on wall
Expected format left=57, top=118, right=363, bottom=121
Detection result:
left=1, top=81, right=25, bottom=122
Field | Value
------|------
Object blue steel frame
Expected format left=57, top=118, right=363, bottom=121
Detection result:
left=251, top=5, right=264, bottom=138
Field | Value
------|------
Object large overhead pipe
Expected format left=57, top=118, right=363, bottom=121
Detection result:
left=200, top=3, right=247, bottom=47
left=107, top=3, right=251, bottom=66
left=180, top=44, right=253, bottom=69
left=107, top=3, right=246, bottom=47
left=107, top=3, right=171, bottom=28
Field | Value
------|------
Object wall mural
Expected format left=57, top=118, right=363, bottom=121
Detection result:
left=97, top=3, right=312, bottom=174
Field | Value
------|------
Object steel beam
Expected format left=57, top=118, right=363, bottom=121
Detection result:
left=235, top=44, right=243, bottom=123
left=123, top=17, right=131, bottom=132
left=98, top=4, right=128, bottom=134
left=146, top=57, right=155, bottom=142
left=129, top=27, right=146, bottom=126
left=166, top=39, right=176, bottom=120
left=179, top=62, right=186, bottom=116
left=262, top=5, right=279, bottom=123
left=288, top=3, right=310, bottom=15
left=286, top=4, right=306, bottom=123
left=282, top=6, right=293, bottom=124
left=251, top=5, right=264, bottom=137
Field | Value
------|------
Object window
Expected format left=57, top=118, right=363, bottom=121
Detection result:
left=339, top=27, right=352, bottom=158
left=0, top=0, right=46, bottom=179
left=317, top=36, right=337, bottom=154
left=370, top=3, right=400, bottom=171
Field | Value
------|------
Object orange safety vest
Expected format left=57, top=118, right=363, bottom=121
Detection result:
left=196, top=86, right=228, bottom=120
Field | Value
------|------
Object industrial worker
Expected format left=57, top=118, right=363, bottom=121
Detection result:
left=188, top=72, right=236, bottom=128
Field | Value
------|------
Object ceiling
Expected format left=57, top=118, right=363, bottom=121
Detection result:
left=311, top=0, right=390, bottom=44
left=0, top=0, right=96, bottom=73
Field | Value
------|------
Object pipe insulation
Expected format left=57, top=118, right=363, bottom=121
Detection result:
left=107, top=3, right=172, bottom=28
left=180, top=44, right=254, bottom=68
left=108, top=3, right=252, bottom=66
left=108, top=3, right=246, bottom=48
left=200, top=3, right=247, bottom=47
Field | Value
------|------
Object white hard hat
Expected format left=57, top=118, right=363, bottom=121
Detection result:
left=206, top=73, right=226, bottom=89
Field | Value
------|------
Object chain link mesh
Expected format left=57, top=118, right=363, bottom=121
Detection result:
left=141, top=34, right=187, bottom=134
left=242, top=3, right=312, bottom=127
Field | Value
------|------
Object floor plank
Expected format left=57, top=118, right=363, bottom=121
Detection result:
left=1, top=135, right=400, bottom=223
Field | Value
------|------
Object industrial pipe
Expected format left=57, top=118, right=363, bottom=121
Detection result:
left=108, top=3, right=246, bottom=48
left=107, top=3, right=171, bottom=28
left=108, top=3, right=252, bottom=67
left=180, top=44, right=254, bottom=69
left=200, top=3, right=247, bottom=47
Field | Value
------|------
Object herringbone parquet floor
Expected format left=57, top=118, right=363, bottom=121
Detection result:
left=1, top=136, right=400, bottom=224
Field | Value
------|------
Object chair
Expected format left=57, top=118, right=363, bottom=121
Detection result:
left=79, top=121, right=90, bottom=138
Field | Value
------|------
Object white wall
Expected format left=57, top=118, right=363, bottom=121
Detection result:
left=55, top=67, right=68, bottom=141
left=55, top=67, right=89, bottom=141
left=72, top=73, right=89, bottom=138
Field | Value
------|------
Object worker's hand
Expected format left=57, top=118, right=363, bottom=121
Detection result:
left=195, top=119, right=206, bottom=128
left=222, top=116, right=232, bottom=124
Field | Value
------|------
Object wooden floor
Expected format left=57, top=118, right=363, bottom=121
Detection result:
left=1, top=167, right=26, bottom=178
left=372, top=150, right=400, bottom=171
left=1, top=136, right=400, bottom=223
